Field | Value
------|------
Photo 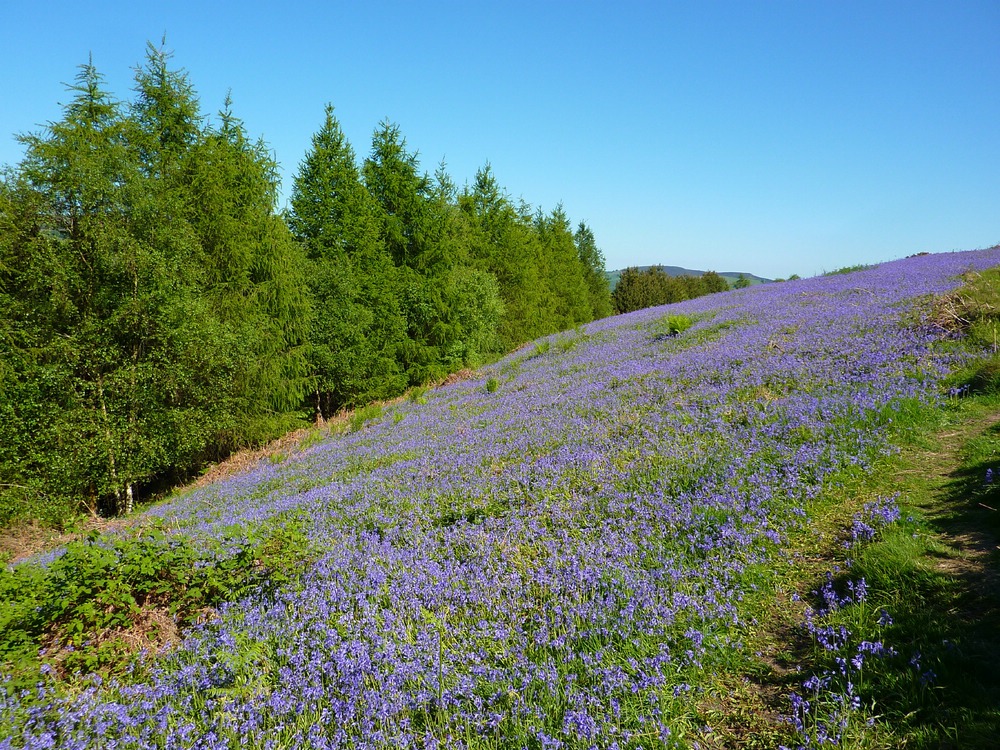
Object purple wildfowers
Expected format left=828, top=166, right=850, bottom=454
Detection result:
left=4, top=248, right=1000, bottom=748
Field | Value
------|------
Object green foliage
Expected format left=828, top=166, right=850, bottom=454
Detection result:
left=534, top=206, right=593, bottom=330
left=611, top=266, right=726, bottom=314
left=0, top=47, right=311, bottom=522
left=824, top=263, right=873, bottom=276
left=486, top=376, right=500, bottom=393
left=732, top=274, right=751, bottom=289
left=573, top=221, right=613, bottom=320
left=530, top=340, right=552, bottom=358
left=0, top=518, right=314, bottom=687
left=349, top=403, right=384, bottom=432
left=656, top=313, right=694, bottom=337
left=0, top=45, right=616, bottom=529
left=288, top=105, right=407, bottom=418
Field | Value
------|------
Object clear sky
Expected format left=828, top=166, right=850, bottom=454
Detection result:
left=2, top=1, right=997, bottom=278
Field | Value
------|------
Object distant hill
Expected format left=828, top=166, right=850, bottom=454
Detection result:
left=606, top=266, right=771, bottom=290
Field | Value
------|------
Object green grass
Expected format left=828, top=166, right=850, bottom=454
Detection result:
left=691, top=337, right=1000, bottom=749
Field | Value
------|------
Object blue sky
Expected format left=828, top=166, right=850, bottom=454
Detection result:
left=2, top=1, right=997, bottom=278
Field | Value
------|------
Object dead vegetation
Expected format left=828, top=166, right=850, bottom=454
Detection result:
left=926, top=269, right=1000, bottom=340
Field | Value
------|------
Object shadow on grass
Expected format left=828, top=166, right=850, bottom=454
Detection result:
left=848, top=422, right=1000, bottom=748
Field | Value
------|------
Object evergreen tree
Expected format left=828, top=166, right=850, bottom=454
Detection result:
left=1, top=53, right=312, bottom=521
left=184, top=97, right=311, bottom=423
left=288, top=105, right=406, bottom=417
left=362, top=120, right=434, bottom=270
left=130, top=40, right=202, bottom=181
left=573, top=221, right=612, bottom=319
left=534, top=206, right=592, bottom=330
left=461, top=164, right=547, bottom=350
left=363, top=122, right=499, bottom=382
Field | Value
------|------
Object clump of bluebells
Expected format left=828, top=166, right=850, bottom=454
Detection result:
left=847, top=495, right=902, bottom=547
left=4, top=249, right=1000, bottom=748
left=784, top=571, right=898, bottom=749
left=784, top=494, right=916, bottom=748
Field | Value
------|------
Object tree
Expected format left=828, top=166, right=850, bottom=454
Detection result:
left=461, top=164, right=545, bottom=351
left=362, top=123, right=504, bottom=383
left=184, top=96, right=311, bottom=424
left=733, top=274, right=751, bottom=289
left=130, top=40, right=202, bottom=181
left=362, top=120, right=434, bottom=270
left=534, top=206, right=592, bottom=330
left=288, top=105, right=406, bottom=417
left=574, top=221, right=613, bottom=319
left=700, top=270, right=729, bottom=294
left=1, top=53, right=312, bottom=521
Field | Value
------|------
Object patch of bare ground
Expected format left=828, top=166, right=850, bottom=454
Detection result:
left=436, top=367, right=476, bottom=388
left=0, top=515, right=130, bottom=567
left=191, top=425, right=318, bottom=489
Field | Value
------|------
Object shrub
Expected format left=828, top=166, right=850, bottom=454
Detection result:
left=350, top=404, right=384, bottom=432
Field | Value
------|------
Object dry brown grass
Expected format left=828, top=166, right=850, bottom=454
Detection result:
left=0, top=516, right=130, bottom=566
left=926, top=269, right=998, bottom=337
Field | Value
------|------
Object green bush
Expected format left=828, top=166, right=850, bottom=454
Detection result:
left=0, top=519, right=313, bottom=687
left=652, top=313, right=695, bottom=339
left=350, top=404, right=384, bottom=432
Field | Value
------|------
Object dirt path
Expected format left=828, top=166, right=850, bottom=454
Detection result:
left=914, top=410, right=1000, bottom=622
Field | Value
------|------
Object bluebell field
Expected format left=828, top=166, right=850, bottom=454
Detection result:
left=4, top=248, right=1000, bottom=749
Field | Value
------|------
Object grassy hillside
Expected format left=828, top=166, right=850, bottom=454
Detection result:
left=606, top=265, right=772, bottom=290
left=3, top=248, right=1000, bottom=748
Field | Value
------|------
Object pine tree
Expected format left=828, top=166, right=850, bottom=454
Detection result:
left=2, top=53, right=314, bottom=521
left=130, top=40, right=202, bottom=181
left=535, top=206, right=592, bottom=330
left=362, top=120, right=433, bottom=270
left=184, top=96, right=311, bottom=426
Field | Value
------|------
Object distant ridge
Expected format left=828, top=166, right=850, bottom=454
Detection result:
left=606, top=265, right=771, bottom=290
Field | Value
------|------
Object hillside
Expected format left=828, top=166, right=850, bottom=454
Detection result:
left=606, top=265, right=772, bottom=290
left=4, top=248, right=1000, bottom=748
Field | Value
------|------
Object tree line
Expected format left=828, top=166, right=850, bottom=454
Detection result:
left=0, top=45, right=618, bottom=524
left=610, top=266, right=730, bottom=314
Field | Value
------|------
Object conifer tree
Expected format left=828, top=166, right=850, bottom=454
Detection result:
left=184, top=97, right=311, bottom=425
left=362, top=122, right=472, bottom=382
left=288, top=105, right=406, bottom=417
left=363, top=120, right=433, bottom=270
left=462, top=165, right=546, bottom=350
left=535, top=206, right=592, bottom=330
left=1, top=52, right=312, bottom=521
left=573, top=221, right=613, bottom=320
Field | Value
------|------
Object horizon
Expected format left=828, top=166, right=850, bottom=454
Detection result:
left=1, top=1, right=997, bottom=279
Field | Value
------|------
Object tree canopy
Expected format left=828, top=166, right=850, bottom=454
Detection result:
left=1, top=46, right=623, bottom=524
